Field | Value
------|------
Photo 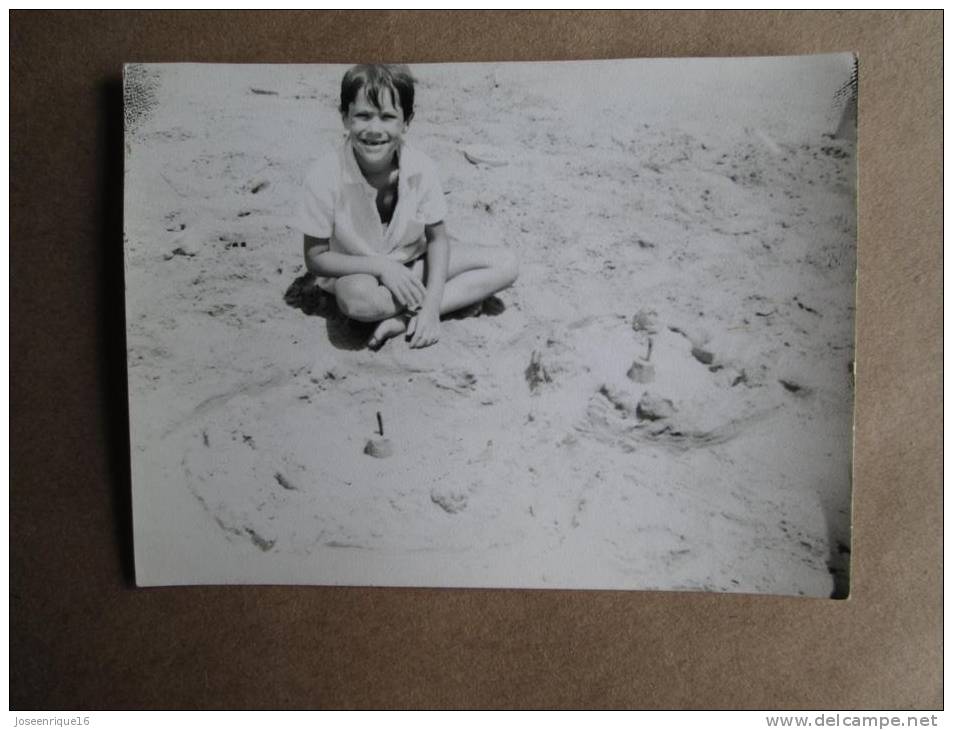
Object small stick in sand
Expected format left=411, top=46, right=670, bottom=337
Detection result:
left=364, top=412, right=393, bottom=459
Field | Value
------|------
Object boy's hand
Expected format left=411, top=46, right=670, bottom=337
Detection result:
left=376, top=259, right=426, bottom=311
left=406, top=306, right=440, bottom=349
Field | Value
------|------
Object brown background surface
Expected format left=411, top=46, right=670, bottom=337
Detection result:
left=10, top=11, right=941, bottom=709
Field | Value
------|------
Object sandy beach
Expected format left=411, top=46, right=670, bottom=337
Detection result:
left=124, top=57, right=856, bottom=596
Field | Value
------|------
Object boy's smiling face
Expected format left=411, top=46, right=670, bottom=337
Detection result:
left=342, top=86, right=409, bottom=174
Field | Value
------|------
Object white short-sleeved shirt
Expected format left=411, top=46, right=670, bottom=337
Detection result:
left=298, top=139, right=448, bottom=273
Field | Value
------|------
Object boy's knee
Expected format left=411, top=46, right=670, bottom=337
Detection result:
left=336, top=276, right=388, bottom=321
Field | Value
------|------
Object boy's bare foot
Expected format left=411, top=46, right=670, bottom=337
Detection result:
left=367, top=316, right=408, bottom=350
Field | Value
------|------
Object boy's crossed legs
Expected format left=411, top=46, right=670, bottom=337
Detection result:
left=334, top=239, right=518, bottom=349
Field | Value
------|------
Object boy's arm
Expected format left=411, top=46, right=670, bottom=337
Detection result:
left=407, top=223, right=449, bottom=348
left=303, top=235, right=425, bottom=309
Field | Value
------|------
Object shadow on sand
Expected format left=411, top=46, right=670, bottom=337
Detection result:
left=283, top=273, right=373, bottom=351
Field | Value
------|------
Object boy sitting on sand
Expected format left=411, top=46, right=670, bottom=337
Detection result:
left=298, top=64, right=519, bottom=349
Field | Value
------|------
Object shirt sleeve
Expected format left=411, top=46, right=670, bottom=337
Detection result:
left=416, top=158, right=448, bottom=225
left=297, top=162, right=336, bottom=239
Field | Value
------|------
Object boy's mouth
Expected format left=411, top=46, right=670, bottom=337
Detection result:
left=358, top=138, right=390, bottom=149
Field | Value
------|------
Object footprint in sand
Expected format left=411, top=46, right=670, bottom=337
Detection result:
left=426, top=368, right=503, bottom=406
left=429, top=368, right=478, bottom=394
left=525, top=350, right=553, bottom=393
left=430, top=487, right=468, bottom=514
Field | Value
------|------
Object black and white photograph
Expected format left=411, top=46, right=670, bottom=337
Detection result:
left=123, top=55, right=857, bottom=597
